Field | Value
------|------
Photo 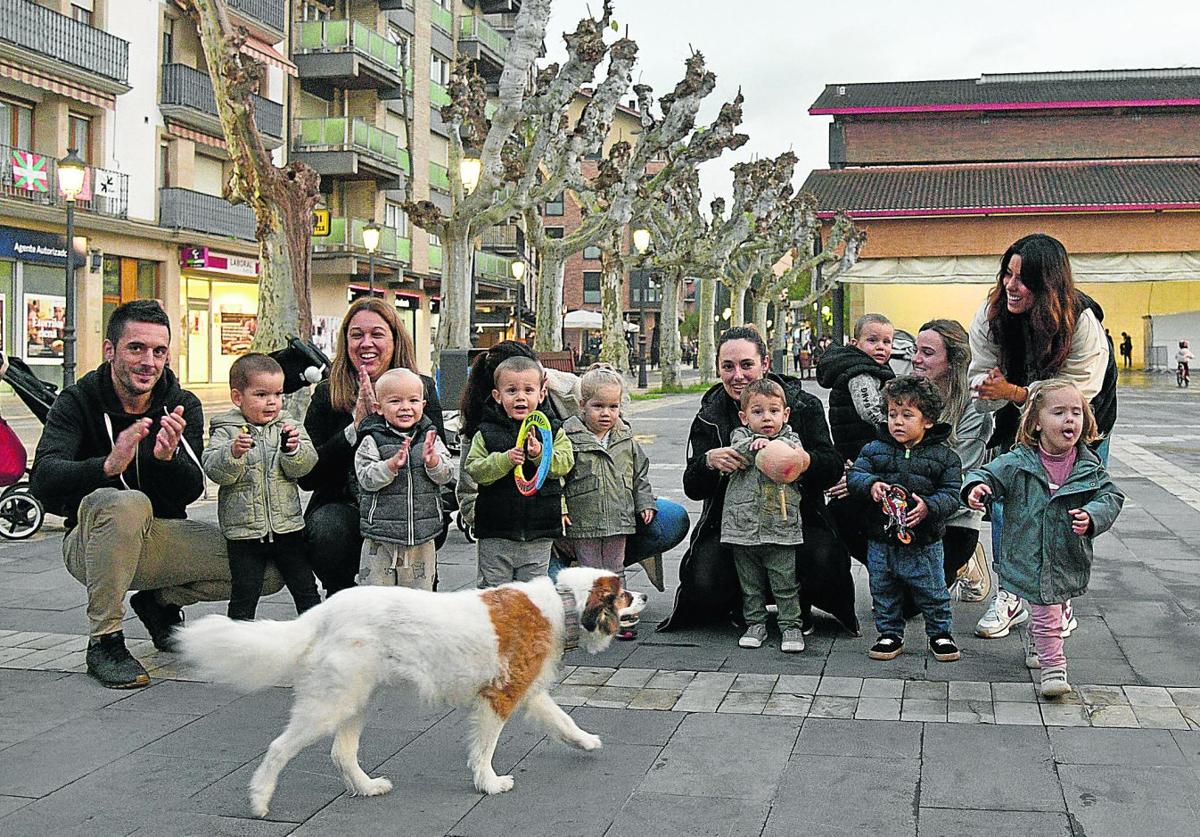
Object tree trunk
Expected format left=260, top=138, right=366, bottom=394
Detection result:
left=533, top=249, right=565, bottom=351
left=435, top=223, right=473, bottom=354
left=659, top=269, right=681, bottom=389
left=698, top=275, right=717, bottom=384
left=752, top=293, right=770, bottom=342
left=729, top=280, right=750, bottom=327
left=771, top=298, right=788, bottom=357
left=599, top=253, right=628, bottom=373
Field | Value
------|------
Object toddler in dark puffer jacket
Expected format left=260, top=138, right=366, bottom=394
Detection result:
left=847, top=376, right=963, bottom=663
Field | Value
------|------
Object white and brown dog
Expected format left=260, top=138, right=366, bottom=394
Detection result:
left=177, top=567, right=646, bottom=818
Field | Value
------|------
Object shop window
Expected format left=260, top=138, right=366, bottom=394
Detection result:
left=0, top=261, right=13, bottom=357
left=102, top=257, right=161, bottom=333
left=583, top=245, right=601, bottom=261
left=23, top=263, right=67, bottom=389
left=0, top=98, right=33, bottom=149
left=582, top=271, right=600, bottom=305
left=69, top=114, right=92, bottom=162
left=544, top=192, right=564, bottom=216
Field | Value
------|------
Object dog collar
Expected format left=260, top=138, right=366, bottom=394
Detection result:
left=557, top=587, right=580, bottom=652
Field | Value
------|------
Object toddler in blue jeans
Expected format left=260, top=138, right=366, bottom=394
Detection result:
left=848, top=377, right=963, bottom=662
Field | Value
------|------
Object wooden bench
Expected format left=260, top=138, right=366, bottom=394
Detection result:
left=536, top=351, right=577, bottom=374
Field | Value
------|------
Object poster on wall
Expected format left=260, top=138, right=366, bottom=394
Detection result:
left=311, top=316, right=340, bottom=359
left=25, top=293, right=65, bottom=361
left=218, top=310, right=257, bottom=356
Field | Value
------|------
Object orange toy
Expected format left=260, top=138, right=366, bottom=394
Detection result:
left=755, top=439, right=804, bottom=520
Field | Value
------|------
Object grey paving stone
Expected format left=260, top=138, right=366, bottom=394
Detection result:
left=563, top=666, right=617, bottom=686
left=551, top=684, right=598, bottom=706
left=604, top=667, right=657, bottom=689
left=605, top=792, right=771, bottom=837
left=762, top=693, right=811, bottom=717
left=903, top=680, right=947, bottom=700
left=1050, top=727, right=1188, bottom=765
left=992, top=681, right=1037, bottom=703
left=1086, top=703, right=1140, bottom=727
left=622, top=642, right=727, bottom=672
left=584, top=686, right=639, bottom=708
left=1171, top=729, right=1200, bottom=767
left=859, top=677, right=905, bottom=698
left=644, top=670, right=697, bottom=691
left=774, top=674, right=819, bottom=695
left=947, top=699, right=994, bottom=724
left=568, top=706, right=684, bottom=747
left=763, top=755, right=918, bottom=837
left=823, top=650, right=927, bottom=679
left=793, top=718, right=921, bottom=760
left=807, top=695, right=857, bottom=719
left=816, top=675, right=862, bottom=697
left=917, top=808, right=1072, bottom=837
left=993, top=701, right=1044, bottom=726
left=1078, top=684, right=1130, bottom=706
left=922, top=724, right=1063, bottom=812
left=640, top=714, right=799, bottom=802
left=855, top=697, right=901, bottom=721
left=1169, top=687, right=1200, bottom=707
left=627, top=688, right=682, bottom=711
left=717, top=691, right=767, bottom=714
left=1132, top=705, right=1190, bottom=729
left=1059, top=764, right=1200, bottom=837
left=1124, top=684, right=1176, bottom=706
left=729, top=673, right=777, bottom=693
left=689, top=671, right=737, bottom=691
left=108, top=678, right=246, bottom=717
left=947, top=680, right=991, bottom=702
left=127, top=812, right=296, bottom=836
left=0, top=795, right=31, bottom=819
left=1039, top=702, right=1090, bottom=727
left=901, top=699, right=946, bottom=722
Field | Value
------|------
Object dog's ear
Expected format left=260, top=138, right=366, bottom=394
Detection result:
left=580, top=575, right=621, bottom=635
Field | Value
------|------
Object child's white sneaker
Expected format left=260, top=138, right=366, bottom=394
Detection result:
left=1039, top=666, right=1072, bottom=699
left=739, top=624, right=768, bottom=649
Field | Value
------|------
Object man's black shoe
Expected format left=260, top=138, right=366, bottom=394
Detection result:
left=86, top=631, right=150, bottom=689
left=130, top=590, right=183, bottom=652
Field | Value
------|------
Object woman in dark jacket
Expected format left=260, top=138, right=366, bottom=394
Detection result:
left=659, top=326, right=859, bottom=633
left=301, top=297, right=443, bottom=595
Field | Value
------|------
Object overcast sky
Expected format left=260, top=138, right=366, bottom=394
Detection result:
left=544, top=0, right=1200, bottom=202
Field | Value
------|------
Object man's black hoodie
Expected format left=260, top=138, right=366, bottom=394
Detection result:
left=30, top=364, right=206, bottom=530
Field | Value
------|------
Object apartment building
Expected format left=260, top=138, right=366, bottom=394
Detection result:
left=293, top=0, right=521, bottom=367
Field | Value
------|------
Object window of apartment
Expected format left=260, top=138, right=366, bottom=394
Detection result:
left=631, top=271, right=660, bottom=304
left=430, top=53, right=449, bottom=85
left=582, top=271, right=601, bottom=304
left=582, top=245, right=601, bottom=260
left=71, top=2, right=93, bottom=25
left=545, top=226, right=564, bottom=239
left=385, top=201, right=409, bottom=237
left=68, top=114, right=92, bottom=162
left=428, top=231, right=441, bottom=247
left=387, top=26, right=409, bottom=66
left=301, top=1, right=332, bottom=22
left=544, top=192, right=564, bottom=216
left=162, top=17, right=175, bottom=64
left=158, top=142, right=170, bottom=190
left=0, top=98, right=33, bottom=149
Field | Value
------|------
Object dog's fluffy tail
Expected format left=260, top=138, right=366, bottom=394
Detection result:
left=177, top=612, right=320, bottom=692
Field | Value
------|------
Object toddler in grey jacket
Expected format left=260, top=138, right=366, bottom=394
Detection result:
left=721, top=379, right=807, bottom=653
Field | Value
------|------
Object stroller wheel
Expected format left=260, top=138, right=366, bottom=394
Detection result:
left=455, top=511, right=476, bottom=543
left=0, top=488, right=44, bottom=540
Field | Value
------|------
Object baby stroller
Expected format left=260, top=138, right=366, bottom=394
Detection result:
left=0, top=353, right=50, bottom=539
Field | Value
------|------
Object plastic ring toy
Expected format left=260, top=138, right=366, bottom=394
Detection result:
left=514, top=410, right=554, bottom=496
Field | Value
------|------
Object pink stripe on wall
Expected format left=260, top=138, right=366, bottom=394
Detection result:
left=810, top=99, right=1200, bottom=116
left=816, top=203, right=1200, bottom=219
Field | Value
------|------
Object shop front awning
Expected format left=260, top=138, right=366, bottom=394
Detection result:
left=837, top=251, right=1200, bottom=285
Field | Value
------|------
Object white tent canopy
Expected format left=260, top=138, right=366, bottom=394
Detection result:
left=563, top=309, right=640, bottom=332
left=836, top=251, right=1200, bottom=285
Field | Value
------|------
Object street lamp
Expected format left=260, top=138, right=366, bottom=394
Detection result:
left=510, top=259, right=526, bottom=340
left=459, top=155, right=481, bottom=194
left=362, top=222, right=381, bottom=295
left=58, top=148, right=86, bottom=386
left=631, top=228, right=652, bottom=389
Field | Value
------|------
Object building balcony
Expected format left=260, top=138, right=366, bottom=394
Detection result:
left=294, top=19, right=406, bottom=97
left=430, top=1, right=453, bottom=33
left=0, top=141, right=128, bottom=218
left=159, top=187, right=256, bottom=241
left=474, top=250, right=515, bottom=283
left=226, top=0, right=285, bottom=44
left=478, top=0, right=521, bottom=14
left=428, top=161, right=449, bottom=192
left=0, top=0, right=130, bottom=94
left=458, top=15, right=507, bottom=76
left=478, top=223, right=522, bottom=254
left=429, top=80, right=451, bottom=108
left=313, top=217, right=411, bottom=266
left=160, top=63, right=283, bottom=147
left=428, top=243, right=442, bottom=274
left=292, top=117, right=406, bottom=184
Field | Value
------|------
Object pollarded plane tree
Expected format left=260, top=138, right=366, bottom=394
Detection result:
left=523, top=51, right=747, bottom=353
left=181, top=0, right=322, bottom=349
left=779, top=213, right=867, bottom=347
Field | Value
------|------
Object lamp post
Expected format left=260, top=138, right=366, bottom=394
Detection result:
left=58, top=148, right=86, bottom=387
left=459, top=155, right=481, bottom=195
left=632, top=228, right=652, bottom=389
left=362, top=222, right=381, bottom=295
left=510, top=259, right=526, bottom=340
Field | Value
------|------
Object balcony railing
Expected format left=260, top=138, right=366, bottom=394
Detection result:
left=161, top=63, right=283, bottom=139
left=429, top=81, right=451, bottom=108
left=395, top=236, right=412, bottom=263
left=0, top=0, right=129, bottom=86
left=428, top=244, right=443, bottom=273
left=479, top=223, right=522, bottom=252
left=313, top=217, right=409, bottom=261
left=430, top=1, right=453, bottom=33
left=159, top=187, right=256, bottom=241
left=459, top=15, right=508, bottom=58
left=296, top=19, right=401, bottom=71
left=1, top=142, right=128, bottom=218
left=293, top=117, right=403, bottom=166
left=226, top=0, right=285, bottom=36
left=474, top=250, right=515, bottom=281
left=428, top=161, right=449, bottom=191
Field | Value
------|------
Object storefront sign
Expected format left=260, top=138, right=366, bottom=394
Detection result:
left=179, top=247, right=260, bottom=278
left=25, top=293, right=64, bottom=360
left=0, top=226, right=73, bottom=266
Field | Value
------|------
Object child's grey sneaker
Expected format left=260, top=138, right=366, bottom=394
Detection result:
left=1039, top=666, right=1072, bottom=699
left=780, top=628, right=805, bottom=653
left=739, top=624, right=768, bottom=649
